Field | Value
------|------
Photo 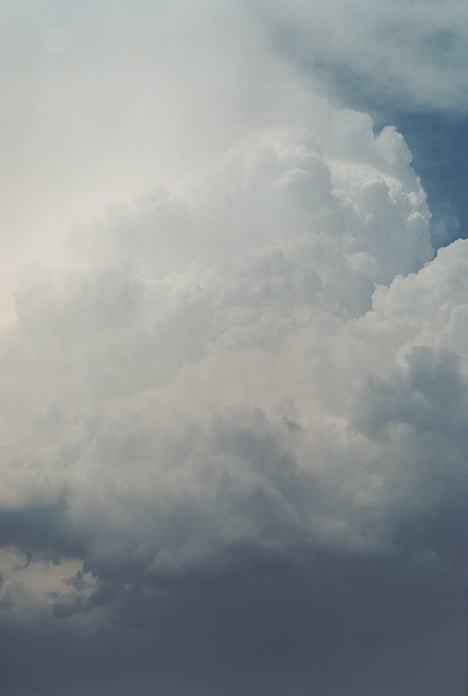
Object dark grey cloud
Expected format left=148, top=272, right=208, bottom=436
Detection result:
left=1, top=548, right=464, bottom=695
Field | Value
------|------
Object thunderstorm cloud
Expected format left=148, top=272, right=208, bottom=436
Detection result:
left=0, top=2, right=466, bottom=694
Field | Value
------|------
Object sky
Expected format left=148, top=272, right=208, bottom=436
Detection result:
left=0, top=2, right=467, bottom=695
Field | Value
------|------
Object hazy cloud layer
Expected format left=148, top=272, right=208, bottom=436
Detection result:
left=259, top=0, right=468, bottom=112
left=0, top=2, right=466, bottom=694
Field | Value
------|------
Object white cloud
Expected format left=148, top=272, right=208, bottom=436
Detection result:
left=3, top=0, right=463, bottom=319
left=1, top=102, right=464, bottom=581
left=0, top=546, right=97, bottom=617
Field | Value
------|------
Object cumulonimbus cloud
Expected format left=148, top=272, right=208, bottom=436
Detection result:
left=0, top=95, right=465, bottom=602
left=0, top=5, right=465, bottom=693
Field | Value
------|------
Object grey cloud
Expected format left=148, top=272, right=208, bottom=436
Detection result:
left=1, top=549, right=464, bottom=695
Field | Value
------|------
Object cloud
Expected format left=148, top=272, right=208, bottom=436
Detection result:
left=0, top=109, right=461, bottom=578
left=258, top=0, right=468, bottom=113
left=0, top=546, right=97, bottom=618
left=3, top=0, right=462, bottom=317
left=0, top=2, right=465, bottom=694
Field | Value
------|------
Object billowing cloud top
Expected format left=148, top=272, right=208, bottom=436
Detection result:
left=0, top=2, right=466, bottom=695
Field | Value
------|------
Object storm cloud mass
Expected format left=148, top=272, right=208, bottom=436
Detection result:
left=0, top=2, right=467, bottom=695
